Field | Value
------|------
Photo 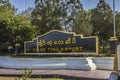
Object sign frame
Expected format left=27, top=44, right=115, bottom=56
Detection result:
left=24, top=30, right=99, bottom=54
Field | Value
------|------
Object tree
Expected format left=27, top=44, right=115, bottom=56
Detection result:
left=91, top=0, right=113, bottom=41
left=0, top=20, right=9, bottom=46
left=0, top=0, right=15, bottom=21
left=62, top=0, right=83, bottom=32
left=0, top=0, right=15, bottom=50
left=7, top=15, right=36, bottom=46
left=116, top=12, right=120, bottom=41
left=31, top=0, right=65, bottom=35
left=72, top=10, right=93, bottom=36
left=19, top=7, right=34, bottom=21
left=0, top=1, right=36, bottom=51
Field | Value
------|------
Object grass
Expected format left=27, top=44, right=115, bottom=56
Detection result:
left=0, top=76, right=64, bottom=80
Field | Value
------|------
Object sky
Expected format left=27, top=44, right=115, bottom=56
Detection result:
left=10, top=0, right=120, bottom=12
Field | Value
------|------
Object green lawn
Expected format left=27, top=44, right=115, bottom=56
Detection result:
left=0, top=76, right=64, bottom=80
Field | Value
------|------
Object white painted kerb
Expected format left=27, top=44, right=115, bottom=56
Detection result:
left=0, top=57, right=114, bottom=70
left=0, top=57, right=96, bottom=70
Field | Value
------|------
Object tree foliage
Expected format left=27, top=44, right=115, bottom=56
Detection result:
left=0, top=0, right=15, bottom=49
left=7, top=16, right=36, bottom=45
left=116, top=12, right=120, bottom=40
left=1, top=0, right=120, bottom=52
left=59, top=0, right=83, bottom=32
left=0, top=0, right=36, bottom=50
left=72, top=10, right=93, bottom=36
left=31, top=0, right=88, bottom=35
left=0, top=0, right=15, bottom=20
left=91, top=0, right=113, bottom=41
left=31, top=0, right=65, bottom=34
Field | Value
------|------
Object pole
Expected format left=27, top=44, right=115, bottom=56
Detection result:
left=37, top=38, right=39, bottom=53
left=25, top=0, right=27, bottom=8
left=113, top=0, right=116, bottom=37
left=24, top=42, right=26, bottom=54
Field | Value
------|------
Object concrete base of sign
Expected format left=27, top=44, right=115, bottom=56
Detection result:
left=86, top=57, right=97, bottom=70
left=93, top=57, right=114, bottom=70
left=0, top=57, right=97, bottom=70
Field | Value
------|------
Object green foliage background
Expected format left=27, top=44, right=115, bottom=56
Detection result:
left=0, top=0, right=120, bottom=53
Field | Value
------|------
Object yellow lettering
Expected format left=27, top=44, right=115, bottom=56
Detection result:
left=58, top=40, right=61, bottom=45
left=68, top=47, right=72, bottom=51
left=72, top=37, right=76, bottom=44
left=65, top=38, right=71, bottom=44
left=54, top=41, right=57, bottom=45
left=60, top=47, right=64, bottom=51
left=47, top=40, right=53, bottom=47
left=58, top=40, right=64, bottom=45
left=39, top=48, right=46, bottom=52
left=38, top=40, right=46, bottom=47
left=61, top=40, right=64, bottom=44
left=75, top=47, right=79, bottom=51
left=72, top=47, right=76, bottom=51
left=79, top=47, right=83, bottom=51
left=65, top=47, right=68, bottom=51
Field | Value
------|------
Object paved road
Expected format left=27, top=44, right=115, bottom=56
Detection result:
left=0, top=69, right=112, bottom=80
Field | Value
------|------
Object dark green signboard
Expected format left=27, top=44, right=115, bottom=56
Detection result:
left=24, top=30, right=98, bottom=53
